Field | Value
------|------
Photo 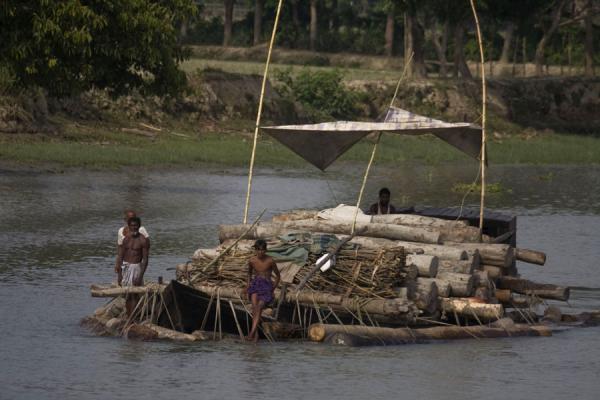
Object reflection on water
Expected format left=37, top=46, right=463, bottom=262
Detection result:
left=0, top=164, right=599, bottom=400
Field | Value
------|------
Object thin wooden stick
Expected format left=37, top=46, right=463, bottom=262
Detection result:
left=200, top=291, right=215, bottom=331
left=228, top=300, right=245, bottom=340
left=469, top=0, right=487, bottom=238
left=243, top=0, right=285, bottom=224
left=351, top=132, right=381, bottom=236
left=195, top=208, right=266, bottom=277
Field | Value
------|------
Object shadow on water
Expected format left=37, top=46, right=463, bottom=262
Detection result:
left=0, top=164, right=599, bottom=399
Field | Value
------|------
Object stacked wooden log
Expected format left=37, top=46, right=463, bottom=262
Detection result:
left=206, top=208, right=570, bottom=326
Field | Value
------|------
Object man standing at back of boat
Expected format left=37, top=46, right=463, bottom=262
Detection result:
left=115, top=209, right=150, bottom=286
left=115, top=216, right=150, bottom=315
left=367, top=187, right=397, bottom=215
left=117, top=209, right=149, bottom=249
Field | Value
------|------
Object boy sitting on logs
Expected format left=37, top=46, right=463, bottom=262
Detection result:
left=246, top=239, right=280, bottom=342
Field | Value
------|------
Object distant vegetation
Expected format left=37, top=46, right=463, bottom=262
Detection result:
left=0, top=1, right=597, bottom=97
left=191, top=0, right=598, bottom=79
left=274, top=68, right=359, bottom=118
left=0, top=0, right=197, bottom=96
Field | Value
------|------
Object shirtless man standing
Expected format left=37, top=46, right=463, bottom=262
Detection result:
left=115, top=217, right=150, bottom=315
left=246, top=239, right=280, bottom=342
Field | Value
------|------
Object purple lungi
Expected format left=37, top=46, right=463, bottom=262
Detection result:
left=248, top=276, right=274, bottom=303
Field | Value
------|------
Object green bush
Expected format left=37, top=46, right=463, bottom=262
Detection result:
left=275, top=69, right=358, bottom=119
left=0, top=0, right=197, bottom=96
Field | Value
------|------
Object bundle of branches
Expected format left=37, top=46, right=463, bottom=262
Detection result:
left=188, top=249, right=254, bottom=287
left=186, top=243, right=410, bottom=300
left=294, top=247, right=409, bottom=298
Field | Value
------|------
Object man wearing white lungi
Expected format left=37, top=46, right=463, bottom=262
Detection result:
left=115, top=217, right=149, bottom=315
left=117, top=209, right=149, bottom=247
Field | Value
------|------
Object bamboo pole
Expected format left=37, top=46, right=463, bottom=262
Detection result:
left=243, top=0, right=285, bottom=224
left=469, top=0, right=487, bottom=238
left=351, top=132, right=381, bottom=235
left=197, top=209, right=266, bottom=278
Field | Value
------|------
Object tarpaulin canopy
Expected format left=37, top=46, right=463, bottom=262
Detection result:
left=261, top=107, right=483, bottom=171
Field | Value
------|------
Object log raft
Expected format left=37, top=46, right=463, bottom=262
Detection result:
left=309, top=322, right=551, bottom=345
left=86, top=207, right=570, bottom=346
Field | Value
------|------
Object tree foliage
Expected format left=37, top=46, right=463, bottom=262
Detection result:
left=275, top=68, right=358, bottom=118
left=0, top=0, right=198, bottom=96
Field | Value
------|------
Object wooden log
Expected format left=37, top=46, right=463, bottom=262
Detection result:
left=414, top=279, right=439, bottom=314
left=417, top=278, right=451, bottom=297
left=218, top=220, right=441, bottom=244
left=497, top=276, right=570, bottom=301
left=494, top=289, right=512, bottom=303
left=445, top=243, right=515, bottom=268
left=474, top=287, right=491, bottom=302
left=91, top=284, right=165, bottom=297
left=482, top=264, right=504, bottom=279
left=372, top=214, right=468, bottom=228
left=437, top=256, right=477, bottom=275
left=308, top=322, right=550, bottom=344
left=347, top=236, right=468, bottom=260
left=503, top=295, right=534, bottom=309
left=404, top=264, right=419, bottom=281
left=262, top=322, right=303, bottom=339
left=515, top=248, right=546, bottom=265
left=192, top=284, right=418, bottom=319
left=472, top=270, right=490, bottom=288
left=406, top=254, right=439, bottom=278
left=440, top=298, right=504, bottom=320
left=272, top=210, right=319, bottom=222
left=435, top=272, right=474, bottom=297
left=439, top=226, right=490, bottom=243
left=126, top=322, right=198, bottom=341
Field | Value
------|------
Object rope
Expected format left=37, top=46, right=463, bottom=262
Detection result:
left=470, top=0, right=487, bottom=237
left=389, top=52, right=414, bottom=109
left=243, top=0, right=285, bottom=224
left=351, top=132, right=381, bottom=235
left=350, top=52, right=414, bottom=235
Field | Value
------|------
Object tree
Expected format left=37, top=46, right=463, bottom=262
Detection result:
left=445, top=0, right=472, bottom=79
left=223, top=0, right=235, bottom=46
left=254, top=0, right=264, bottom=45
left=404, top=0, right=427, bottom=78
left=382, top=1, right=400, bottom=57
left=0, top=0, right=197, bottom=96
left=584, top=0, right=596, bottom=76
left=534, top=0, right=569, bottom=76
left=424, top=0, right=452, bottom=78
left=310, top=0, right=319, bottom=51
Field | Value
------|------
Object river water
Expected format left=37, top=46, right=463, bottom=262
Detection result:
left=1, top=164, right=599, bottom=400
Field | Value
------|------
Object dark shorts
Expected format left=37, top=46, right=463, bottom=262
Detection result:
left=248, top=277, right=274, bottom=303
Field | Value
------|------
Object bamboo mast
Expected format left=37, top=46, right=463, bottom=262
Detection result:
left=243, top=0, right=285, bottom=224
left=469, top=0, right=487, bottom=238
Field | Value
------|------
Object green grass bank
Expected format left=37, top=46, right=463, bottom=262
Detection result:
left=2, top=127, right=599, bottom=170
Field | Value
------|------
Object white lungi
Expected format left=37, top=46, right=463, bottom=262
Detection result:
left=121, top=262, right=142, bottom=286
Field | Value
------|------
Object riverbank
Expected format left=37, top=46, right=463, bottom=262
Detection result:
left=2, top=126, right=600, bottom=170
left=2, top=65, right=599, bottom=170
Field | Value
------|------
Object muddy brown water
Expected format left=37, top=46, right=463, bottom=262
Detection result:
left=1, top=164, right=599, bottom=399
